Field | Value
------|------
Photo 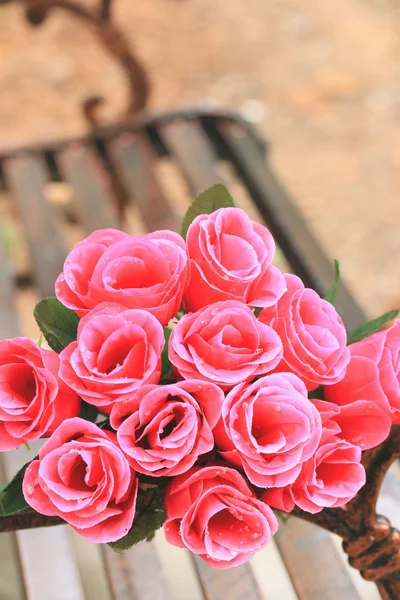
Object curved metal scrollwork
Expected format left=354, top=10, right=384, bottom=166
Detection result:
left=23, top=0, right=150, bottom=125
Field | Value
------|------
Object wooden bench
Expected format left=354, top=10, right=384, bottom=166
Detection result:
left=0, top=106, right=399, bottom=600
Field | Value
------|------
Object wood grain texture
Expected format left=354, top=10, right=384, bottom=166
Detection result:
left=5, top=155, right=65, bottom=298
left=160, top=120, right=225, bottom=195
left=110, top=134, right=180, bottom=232
left=59, top=144, right=120, bottom=232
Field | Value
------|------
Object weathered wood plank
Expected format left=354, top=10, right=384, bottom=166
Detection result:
left=59, top=144, right=120, bottom=232
left=103, top=542, right=171, bottom=600
left=275, top=517, right=361, bottom=600
left=4, top=443, right=85, bottom=600
left=191, top=555, right=262, bottom=600
left=5, top=156, right=65, bottom=298
left=215, top=120, right=366, bottom=330
left=110, top=134, right=179, bottom=232
left=160, top=120, right=225, bottom=195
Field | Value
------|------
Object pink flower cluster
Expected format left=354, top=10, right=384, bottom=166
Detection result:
left=0, top=207, right=398, bottom=568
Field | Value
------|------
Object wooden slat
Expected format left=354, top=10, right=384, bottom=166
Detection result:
left=103, top=543, right=171, bottom=600
left=215, top=120, right=366, bottom=330
left=5, top=156, right=65, bottom=298
left=4, top=444, right=85, bottom=600
left=0, top=254, right=25, bottom=599
left=59, top=144, right=120, bottom=232
left=275, top=518, right=361, bottom=600
left=110, top=134, right=179, bottom=232
left=250, top=541, right=298, bottom=600
left=153, top=530, right=204, bottom=600
left=0, top=246, right=20, bottom=339
left=160, top=120, right=225, bottom=194
left=192, top=556, right=262, bottom=600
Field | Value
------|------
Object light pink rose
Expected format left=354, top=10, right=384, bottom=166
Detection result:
left=262, top=398, right=366, bottom=513
left=23, top=418, right=138, bottom=543
left=325, top=319, right=400, bottom=425
left=183, top=207, right=286, bottom=312
left=168, top=300, right=283, bottom=390
left=59, top=303, right=164, bottom=412
left=55, top=228, right=188, bottom=326
left=0, top=337, right=80, bottom=451
left=259, top=274, right=350, bottom=390
left=164, top=465, right=278, bottom=568
left=110, top=381, right=224, bottom=477
left=214, top=373, right=322, bottom=487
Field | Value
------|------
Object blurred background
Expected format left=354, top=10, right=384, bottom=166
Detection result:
left=0, top=0, right=399, bottom=316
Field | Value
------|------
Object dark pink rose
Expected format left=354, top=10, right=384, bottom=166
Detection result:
left=0, top=337, right=79, bottom=451
left=263, top=439, right=365, bottom=514
left=55, top=228, right=188, bottom=326
left=259, top=274, right=350, bottom=390
left=110, top=381, right=224, bottom=477
left=325, top=319, right=400, bottom=426
left=164, top=465, right=278, bottom=568
left=183, top=208, right=286, bottom=312
left=168, top=300, right=283, bottom=390
left=23, top=418, right=138, bottom=543
left=311, top=397, right=392, bottom=451
left=59, top=303, right=164, bottom=412
left=263, top=398, right=366, bottom=513
left=214, top=373, right=322, bottom=487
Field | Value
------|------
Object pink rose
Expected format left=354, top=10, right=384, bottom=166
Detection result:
left=312, top=397, right=392, bottom=451
left=110, top=381, right=224, bottom=477
left=164, top=465, right=278, bottom=568
left=59, top=303, right=164, bottom=412
left=259, top=274, right=350, bottom=390
left=0, top=337, right=80, bottom=451
left=214, top=373, right=322, bottom=487
left=183, top=207, right=286, bottom=312
left=23, top=418, right=138, bottom=543
left=168, top=300, right=283, bottom=390
left=325, top=319, right=400, bottom=425
left=55, top=228, right=188, bottom=326
left=263, top=439, right=365, bottom=514
left=263, top=398, right=366, bottom=513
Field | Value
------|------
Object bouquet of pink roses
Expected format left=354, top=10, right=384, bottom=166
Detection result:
left=0, top=185, right=398, bottom=568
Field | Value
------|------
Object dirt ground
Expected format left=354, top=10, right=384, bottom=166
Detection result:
left=0, top=0, right=399, bottom=316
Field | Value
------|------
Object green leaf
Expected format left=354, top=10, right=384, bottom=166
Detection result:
left=0, top=461, right=33, bottom=516
left=253, top=307, right=263, bottom=317
left=274, top=510, right=291, bottom=524
left=161, top=327, right=172, bottom=379
left=323, top=259, right=340, bottom=305
left=79, top=401, right=98, bottom=423
left=308, top=386, right=324, bottom=400
left=108, top=486, right=166, bottom=551
left=181, top=184, right=235, bottom=239
left=34, top=297, right=80, bottom=353
left=347, top=309, right=399, bottom=345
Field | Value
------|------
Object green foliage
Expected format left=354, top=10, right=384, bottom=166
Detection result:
left=181, top=184, right=235, bottom=239
left=0, top=461, right=32, bottom=516
left=347, top=309, right=399, bottom=345
left=161, top=327, right=173, bottom=379
left=308, top=386, right=324, bottom=400
left=108, top=486, right=166, bottom=551
left=79, top=402, right=98, bottom=423
left=34, top=297, right=79, bottom=353
left=323, top=259, right=340, bottom=305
